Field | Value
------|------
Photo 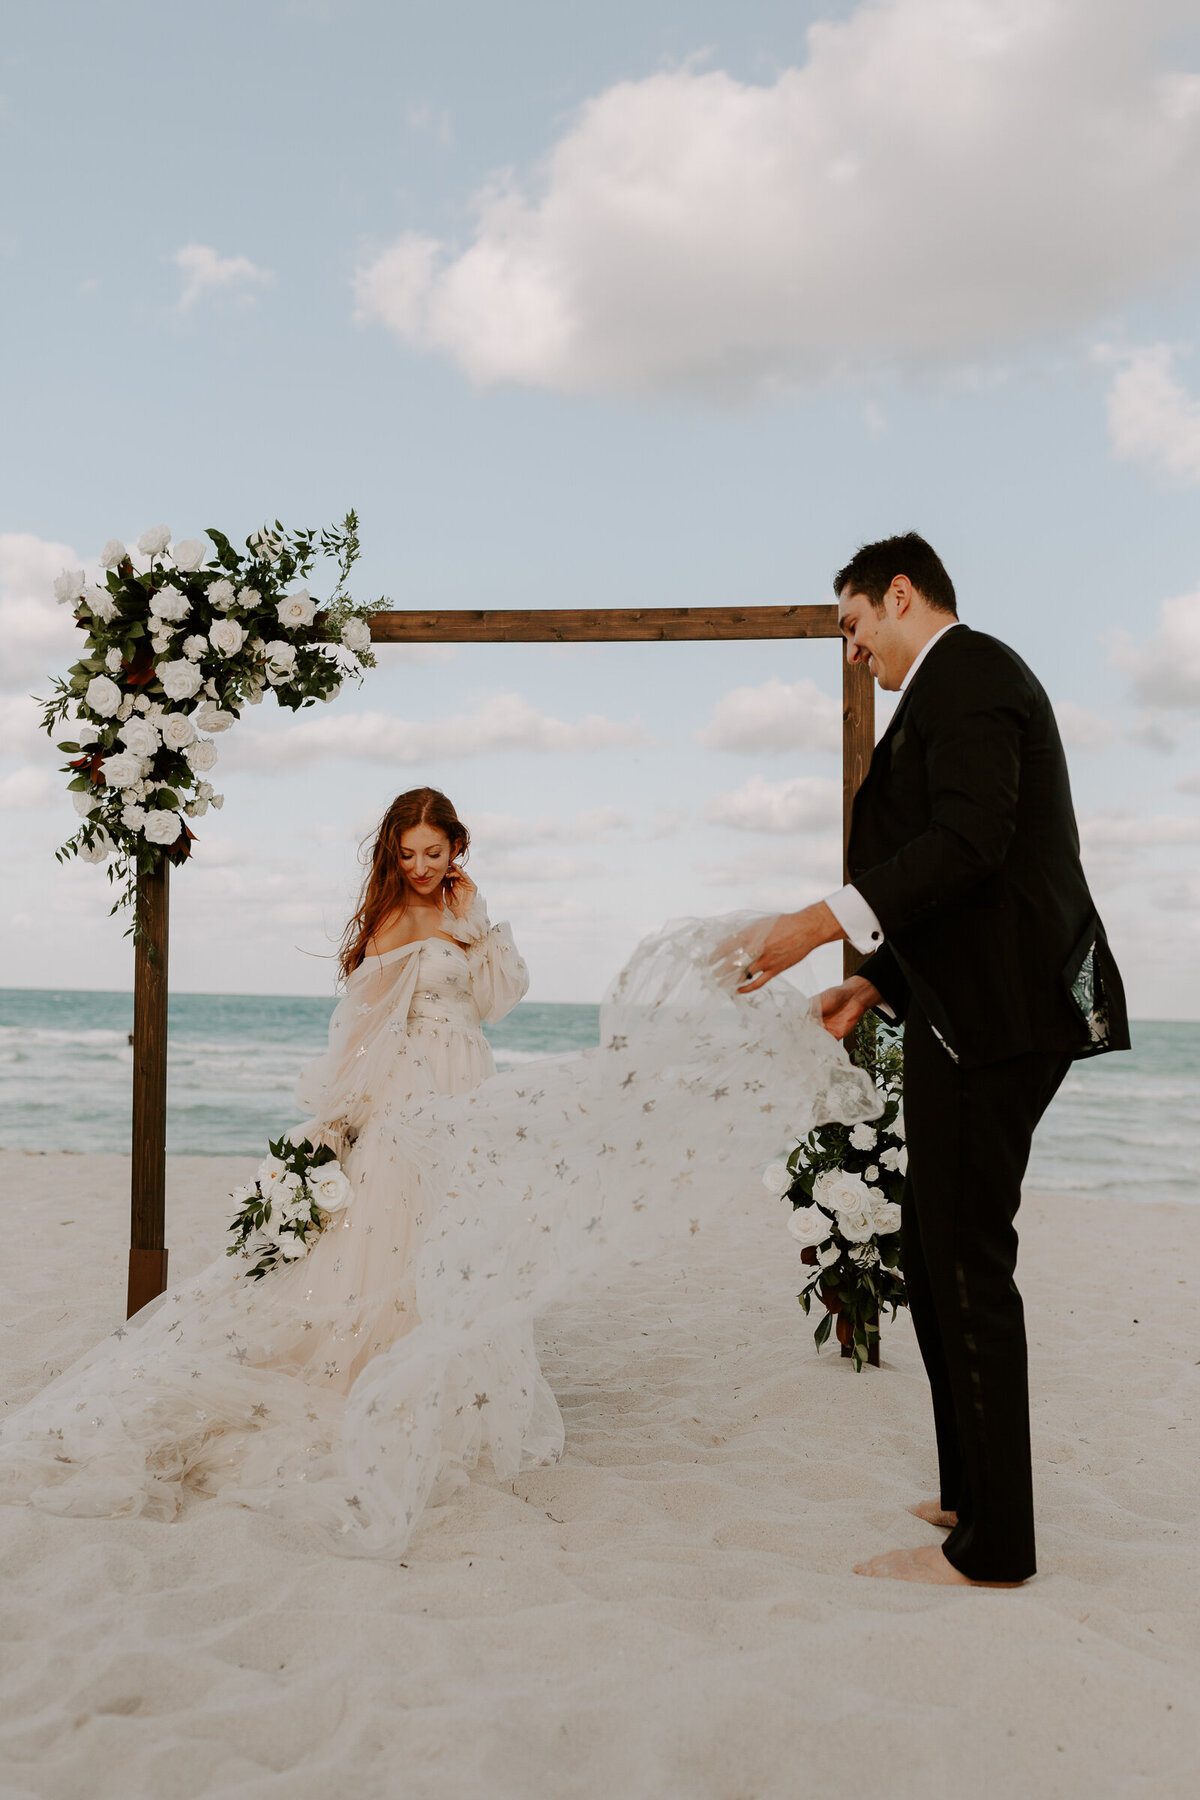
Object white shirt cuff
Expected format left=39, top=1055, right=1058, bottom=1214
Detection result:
left=824, top=885, right=885, bottom=957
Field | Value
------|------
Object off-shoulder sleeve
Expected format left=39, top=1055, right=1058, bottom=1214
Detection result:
left=439, top=893, right=525, bottom=1023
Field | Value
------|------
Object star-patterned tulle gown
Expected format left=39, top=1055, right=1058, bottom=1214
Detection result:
left=0, top=897, right=878, bottom=1556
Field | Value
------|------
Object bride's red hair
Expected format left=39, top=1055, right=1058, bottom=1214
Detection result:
left=339, top=787, right=469, bottom=980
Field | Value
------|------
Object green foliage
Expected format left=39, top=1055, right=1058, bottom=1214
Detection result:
left=780, top=1024, right=909, bottom=1372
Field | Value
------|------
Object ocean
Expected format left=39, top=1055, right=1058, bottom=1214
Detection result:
left=1, top=989, right=1196, bottom=1206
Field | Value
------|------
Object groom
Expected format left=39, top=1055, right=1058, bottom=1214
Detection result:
left=734, top=532, right=1128, bottom=1587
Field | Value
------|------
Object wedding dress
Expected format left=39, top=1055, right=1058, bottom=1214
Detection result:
left=0, top=898, right=879, bottom=1557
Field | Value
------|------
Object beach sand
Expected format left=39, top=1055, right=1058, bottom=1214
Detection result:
left=0, top=1147, right=1195, bottom=1800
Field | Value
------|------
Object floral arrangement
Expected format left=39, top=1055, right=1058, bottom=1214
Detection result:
left=41, top=512, right=383, bottom=920
left=763, top=1029, right=908, bottom=1370
left=227, top=1133, right=354, bottom=1279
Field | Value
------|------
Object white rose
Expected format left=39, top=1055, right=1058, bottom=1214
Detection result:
left=103, top=750, right=147, bottom=789
left=870, top=1201, right=903, bottom=1236
left=879, top=1145, right=902, bottom=1172
left=71, top=791, right=99, bottom=817
left=117, top=696, right=135, bottom=720
left=257, top=1155, right=288, bottom=1188
left=118, top=719, right=159, bottom=758
left=209, top=618, right=247, bottom=658
left=121, top=804, right=148, bottom=832
left=263, top=639, right=296, bottom=669
left=182, top=634, right=207, bottom=661
left=340, top=616, right=372, bottom=653
left=172, top=538, right=207, bottom=572
left=308, top=1165, right=352, bottom=1212
left=849, top=1124, right=877, bottom=1151
left=78, top=829, right=114, bottom=864
left=193, top=702, right=234, bottom=733
left=137, top=525, right=171, bottom=557
left=210, top=792, right=225, bottom=809
left=237, top=586, right=261, bottom=608
left=85, top=674, right=123, bottom=718
left=812, top=1169, right=876, bottom=1221
left=817, top=1242, right=841, bottom=1268
left=896, top=1146, right=908, bottom=1175
left=105, top=647, right=123, bottom=673
left=892, top=1112, right=906, bottom=1141
left=277, top=1232, right=310, bottom=1261
left=87, top=586, right=119, bottom=624
left=158, top=658, right=204, bottom=701
left=836, top=1207, right=878, bottom=1245
left=208, top=578, right=236, bottom=610
left=134, top=695, right=151, bottom=713
left=53, top=568, right=87, bottom=606
left=160, top=712, right=196, bottom=750
left=276, top=588, right=316, bottom=629
left=197, top=781, right=213, bottom=799
left=185, top=797, right=208, bottom=817
left=185, top=738, right=218, bottom=772
left=786, top=1205, right=831, bottom=1248
left=864, top=1164, right=879, bottom=1182
left=142, top=810, right=182, bottom=846
left=246, top=683, right=264, bottom=705
left=150, top=584, right=190, bottom=623
left=100, top=539, right=127, bottom=568
left=761, top=1159, right=793, bottom=1199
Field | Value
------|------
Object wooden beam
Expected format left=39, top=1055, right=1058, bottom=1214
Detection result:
left=368, top=604, right=841, bottom=643
left=128, top=860, right=170, bottom=1317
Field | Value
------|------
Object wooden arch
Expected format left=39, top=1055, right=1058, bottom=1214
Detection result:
left=126, top=604, right=873, bottom=1315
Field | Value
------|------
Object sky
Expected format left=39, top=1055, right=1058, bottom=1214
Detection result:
left=3, top=0, right=1200, bottom=1011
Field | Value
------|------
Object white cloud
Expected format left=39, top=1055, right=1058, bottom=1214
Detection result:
left=0, top=532, right=87, bottom=693
left=1176, top=770, right=1200, bottom=795
left=175, top=243, right=272, bottom=310
left=1103, top=343, right=1200, bottom=486
left=1112, top=583, right=1200, bottom=710
left=697, top=677, right=840, bottom=754
left=471, top=806, right=633, bottom=845
left=697, top=836, right=843, bottom=895
left=1081, top=809, right=1200, bottom=850
left=0, top=767, right=54, bottom=810
left=705, top=773, right=840, bottom=834
left=355, top=1, right=1200, bottom=401
left=231, top=694, right=651, bottom=770
left=1052, top=699, right=1119, bottom=752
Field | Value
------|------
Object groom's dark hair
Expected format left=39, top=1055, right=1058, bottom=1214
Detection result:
left=833, top=533, right=957, bottom=616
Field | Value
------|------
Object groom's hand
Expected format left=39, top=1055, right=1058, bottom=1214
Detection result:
left=816, top=976, right=882, bottom=1039
left=736, top=902, right=844, bottom=992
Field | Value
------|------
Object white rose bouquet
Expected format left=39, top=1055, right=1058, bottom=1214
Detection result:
left=39, top=510, right=387, bottom=922
left=226, top=1131, right=355, bottom=1279
left=768, top=1028, right=908, bottom=1370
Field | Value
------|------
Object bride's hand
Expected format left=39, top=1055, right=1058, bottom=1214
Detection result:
left=444, top=865, right=477, bottom=920
left=816, top=977, right=881, bottom=1039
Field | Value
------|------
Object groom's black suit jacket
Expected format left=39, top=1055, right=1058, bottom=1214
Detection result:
left=850, top=624, right=1129, bottom=1070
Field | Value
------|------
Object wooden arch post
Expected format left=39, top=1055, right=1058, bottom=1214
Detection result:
left=126, top=603, right=872, bottom=1316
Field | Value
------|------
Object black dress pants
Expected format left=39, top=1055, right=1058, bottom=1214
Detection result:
left=901, top=1009, right=1072, bottom=1582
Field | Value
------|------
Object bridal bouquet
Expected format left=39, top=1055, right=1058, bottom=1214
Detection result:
left=764, top=1030, right=908, bottom=1371
left=41, top=512, right=383, bottom=920
left=227, top=1134, right=354, bottom=1279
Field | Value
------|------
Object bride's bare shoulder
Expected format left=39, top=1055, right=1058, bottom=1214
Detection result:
left=364, top=910, right=422, bottom=957
left=364, top=907, right=458, bottom=958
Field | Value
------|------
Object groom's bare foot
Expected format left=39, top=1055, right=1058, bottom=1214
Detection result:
left=854, top=1543, right=1024, bottom=1587
left=908, top=1500, right=958, bottom=1530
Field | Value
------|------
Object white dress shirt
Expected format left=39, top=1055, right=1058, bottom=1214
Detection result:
left=824, top=619, right=962, bottom=959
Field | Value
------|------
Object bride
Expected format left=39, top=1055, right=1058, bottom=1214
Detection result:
left=0, top=787, right=878, bottom=1556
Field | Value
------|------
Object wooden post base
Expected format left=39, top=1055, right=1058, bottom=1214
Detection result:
left=127, top=1246, right=169, bottom=1319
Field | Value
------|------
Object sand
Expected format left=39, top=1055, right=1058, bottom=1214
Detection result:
left=0, top=1146, right=1196, bottom=1800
